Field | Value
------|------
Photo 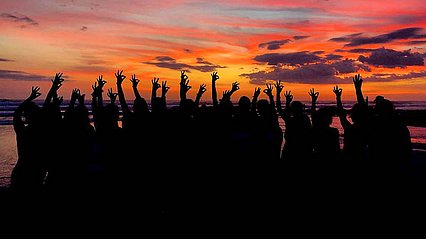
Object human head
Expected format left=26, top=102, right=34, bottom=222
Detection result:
left=238, top=96, right=251, bottom=112
left=23, top=102, right=41, bottom=125
left=290, top=101, right=304, bottom=115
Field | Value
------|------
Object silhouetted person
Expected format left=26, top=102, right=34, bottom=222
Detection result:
left=310, top=88, right=340, bottom=161
left=49, top=88, right=95, bottom=190
left=37, top=73, right=65, bottom=189
left=369, top=98, right=411, bottom=163
left=256, top=83, right=282, bottom=161
left=11, top=86, right=45, bottom=190
left=333, top=79, right=368, bottom=161
left=89, top=75, right=122, bottom=189
left=278, top=88, right=312, bottom=161
left=231, top=95, right=258, bottom=161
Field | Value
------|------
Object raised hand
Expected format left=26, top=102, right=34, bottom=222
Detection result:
left=114, top=70, right=126, bottom=85
left=253, top=87, right=261, bottom=98
left=28, top=86, right=41, bottom=101
left=91, top=82, right=98, bottom=97
left=152, top=77, right=161, bottom=91
left=263, top=84, right=274, bottom=97
left=130, top=74, right=140, bottom=88
left=284, top=90, right=293, bottom=103
left=107, top=88, right=118, bottom=104
left=180, top=70, right=188, bottom=83
left=308, top=88, right=319, bottom=102
left=162, top=81, right=170, bottom=96
left=72, top=88, right=80, bottom=99
left=274, top=80, right=284, bottom=95
left=52, top=72, right=64, bottom=90
left=197, top=83, right=207, bottom=96
left=333, top=85, right=342, bottom=97
left=97, top=75, right=107, bottom=89
left=353, top=74, right=362, bottom=89
left=222, top=90, right=231, bottom=99
left=231, top=82, right=240, bottom=93
left=181, top=79, right=191, bottom=93
left=211, top=72, right=219, bottom=82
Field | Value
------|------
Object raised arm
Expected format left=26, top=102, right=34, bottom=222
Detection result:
left=333, top=85, right=343, bottom=110
left=353, top=74, right=366, bottom=106
left=130, top=74, right=142, bottom=100
left=195, top=84, right=207, bottom=107
left=96, top=75, right=107, bottom=108
left=44, top=72, right=64, bottom=108
left=91, top=82, right=98, bottom=112
left=14, top=86, right=41, bottom=133
left=161, top=81, right=170, bottom=104
left=91, top=81, right=103, bottom=130
left=251, top=87, right=261, bottom=112
left=116, top=71, right=130, bottom=116
left=211, top=72, right=219, bottom=107
left=179, top=71, right=191, bottom=104
left=281, top=90, right=293, bottom=122
left=308, top=88, right=319, bottom=113
left=263, top=84, right=275, bottom=110
left=275, top=80, right=284, bottom=114
left=229, top=82, right=240, bottom=99
left=107, top=88, right=118, bottom=105
left=151, top=77, right=161, bottom=105
left=333, top=85, right=351, bottom=130
left=69, top=88, right=80, bottom=109
left=284, top=91, right=293, bottom=109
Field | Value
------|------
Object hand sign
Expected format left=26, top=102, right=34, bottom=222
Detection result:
left=197, top=83, right=207, bottom=96
left=115, top=70, right=126, bottom=85
left=308, top=88, right=319, bottom=102
left=107, top=88, right=118, bottom=104
left=284, top=90, right=293, bottom=103
left=333, top=85, right=342, bottom=97
left=152, top=77, right=161, bottom=91
left=182, top=79, right=191, bottom=93
left=223, top=90, right=231, bottom=99
left=130, top=74, right=140, bottom=87
left=97, top=75, right=107, bottom=89
left=162, top=81, right=170, bottom=95
left=274, top=80, right=284, bottom=94
left=91, top=82, right=99, bottom=97
left=52, top=72, right=64, bottom=90
left=253, top=87, right=261, bottom=98
left=231, top=82, right=240, bottom=92
left=263, top=84, right=274, bottom=97
left=29, top=86, right=41, bottom=100
left=180, top=70, right=188, bottom=82
left=353, top=74, right=362, bottom=89
left=72, top=88, right=80, bottom=99
left=211, top=72, right=219, bottom=82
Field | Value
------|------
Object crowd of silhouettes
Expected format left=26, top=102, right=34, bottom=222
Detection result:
left=10, top=70, right=415, bottom=216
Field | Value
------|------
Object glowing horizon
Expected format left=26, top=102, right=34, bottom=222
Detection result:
left=0, top=0, right=425, bottom=101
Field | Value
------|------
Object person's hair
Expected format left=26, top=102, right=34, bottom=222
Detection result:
left=238, top=96, right=251, bottom=112
left=290, top=101, right=304, bottom=114
left=23, top=102, right=41, bottom=125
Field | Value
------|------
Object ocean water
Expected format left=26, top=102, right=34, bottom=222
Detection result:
left=1, top=99, right=425, bottom=187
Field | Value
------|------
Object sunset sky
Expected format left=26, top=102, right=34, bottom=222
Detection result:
left=0, top=0, right=425, bottom=101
